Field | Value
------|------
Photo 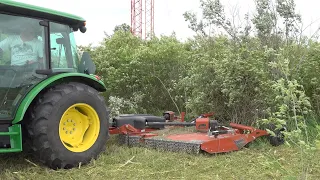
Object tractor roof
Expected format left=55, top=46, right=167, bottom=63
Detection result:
left=0, top=0, right=85, bottom=26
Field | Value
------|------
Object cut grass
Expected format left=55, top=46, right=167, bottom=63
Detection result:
left=0, top=135, right=319, bottom=180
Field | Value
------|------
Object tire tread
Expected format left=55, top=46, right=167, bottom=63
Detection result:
left=25, top=82, right=108, bottom=169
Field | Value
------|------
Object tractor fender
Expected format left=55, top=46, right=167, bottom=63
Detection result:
left=11, top=73, right=106, bottom=124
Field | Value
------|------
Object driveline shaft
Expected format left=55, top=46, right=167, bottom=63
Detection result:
left=146, top=122, right=195, bottom=126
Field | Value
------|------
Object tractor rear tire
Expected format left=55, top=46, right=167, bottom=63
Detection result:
left=25, top=81, right=109, bottom=169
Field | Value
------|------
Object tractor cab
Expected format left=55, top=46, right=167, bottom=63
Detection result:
left=0, top=0, right=94, bottom=121
left=0, top=1, right=108, bottom=170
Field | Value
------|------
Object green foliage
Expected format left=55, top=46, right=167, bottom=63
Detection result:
left=113, top=23, right=131, bottom=33
left=261, top=55, right=314, bottom=149
left=81, top=31, right=190, bottom=116
left=178, top=37, right=273, bottom=124
left=80, top=0, right=320, bottom=153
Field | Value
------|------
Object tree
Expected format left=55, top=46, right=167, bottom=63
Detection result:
left=113, top=23, right=131, bottom=33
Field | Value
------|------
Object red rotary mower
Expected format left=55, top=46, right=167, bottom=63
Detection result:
left=108, top=111, right=285, bottom=154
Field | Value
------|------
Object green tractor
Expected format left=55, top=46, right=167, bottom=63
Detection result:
left=0, top=0, right=109, bottom=169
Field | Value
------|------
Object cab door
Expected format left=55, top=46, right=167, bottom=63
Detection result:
left=0, top=14, right=47, bottom=120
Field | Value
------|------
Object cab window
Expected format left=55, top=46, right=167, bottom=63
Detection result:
left=49, top=22, right=78, bottom=71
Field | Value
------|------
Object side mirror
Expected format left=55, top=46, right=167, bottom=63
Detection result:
left=78, top=52, right=96, bottom=75
left=80, top=26, right=87, bottom=33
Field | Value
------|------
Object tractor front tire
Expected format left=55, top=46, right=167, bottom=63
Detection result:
left=25, top=82, right=109, bottom=169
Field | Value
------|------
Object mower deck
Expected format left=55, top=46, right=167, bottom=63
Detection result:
left=118, top=134, right=204, bottom=154
left=109, top=112, right=279, bottom=155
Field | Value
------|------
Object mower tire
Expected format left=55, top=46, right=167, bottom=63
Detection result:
left=25, top=82, right=109, bottom=169
left=268, top=124, right=286, bottom=147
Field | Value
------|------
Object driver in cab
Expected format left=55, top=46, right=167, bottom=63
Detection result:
left=0, top=24, right=43, bottom=66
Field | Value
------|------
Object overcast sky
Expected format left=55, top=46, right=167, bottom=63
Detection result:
left=14, top=0, right=320, bottom=46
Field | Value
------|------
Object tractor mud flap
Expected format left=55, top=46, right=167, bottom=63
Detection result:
left=117, top=134, right=202, bottom=154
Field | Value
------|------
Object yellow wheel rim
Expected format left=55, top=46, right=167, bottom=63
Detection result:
left=59, top=103, right=100, bottom=152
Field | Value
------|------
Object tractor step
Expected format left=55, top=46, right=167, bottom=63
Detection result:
left=0, top=124, right=22, bottom=153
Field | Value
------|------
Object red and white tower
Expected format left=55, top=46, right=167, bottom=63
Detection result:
left=131, top=0, right=154, bottom=40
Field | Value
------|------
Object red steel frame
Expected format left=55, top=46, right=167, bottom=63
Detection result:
left=144, top=0, right=154, bottom=40
left=131, top=0, right=142, bottom=38
left=166, top=123, right=269, bottom=153
left=108, top=113, right=271, bottom=154
left=131, top=0, right=154, bottom=40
